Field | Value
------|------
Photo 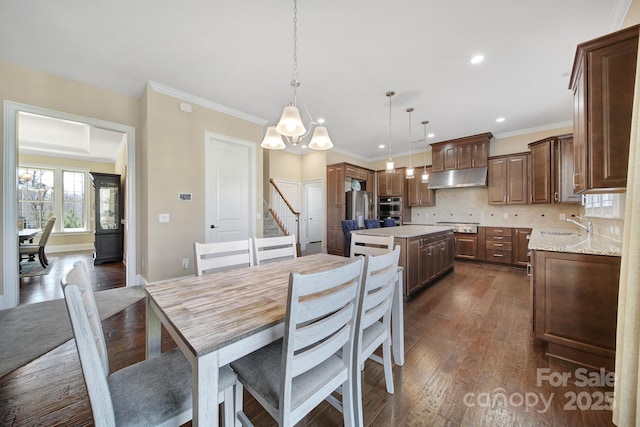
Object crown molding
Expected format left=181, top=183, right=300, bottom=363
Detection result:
left=147, top=81, right=268, bottom=126
left=492, top=121, right=573, bottom=140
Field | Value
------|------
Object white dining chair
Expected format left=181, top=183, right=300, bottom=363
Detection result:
left=253, top=234, right=297, bottom=265
left=230, top=257, right=365, bottom=427
left=194, top=239, right=254, bottom=276
left=350, top=233, right=394, bottom=258
left=61, top=260, right=239, bottom=427
left=327, top=246, right=400, bottom=426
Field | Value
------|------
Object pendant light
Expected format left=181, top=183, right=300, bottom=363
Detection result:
left=421, top=120, right=430, bottom=183
left=405, top=107, right=415, bottom=179
left=386, top=91, right=395, bottom=172
left=261, top=0, right=333, bottom=151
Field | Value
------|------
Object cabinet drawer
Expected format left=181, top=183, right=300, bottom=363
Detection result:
left=485, top=227, right=513, bottom=241
left=486, top=248, right=513, bottom=264
left=485, top=241, right=512, bottom=250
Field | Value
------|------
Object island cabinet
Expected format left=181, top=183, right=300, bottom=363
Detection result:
left=570, top=24, right=639, bottom=193
left=453, top=233, right=479, bottom=260
left=354, top=225, right=454, bottom=299
left=531, top=250, right=621, bottom=371
left=487, top=153, right=529, bottom=205
left=431, top=132, right=492, bottom=172
left=407, top=166, right=435, bottom=206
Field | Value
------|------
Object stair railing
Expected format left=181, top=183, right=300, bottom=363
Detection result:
left=268, top=179, right=301, bottom=256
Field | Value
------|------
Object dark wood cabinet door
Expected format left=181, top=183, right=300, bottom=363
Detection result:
left=389, top=170, right=404, bottom=196
left=443, top=145, right=458, bottom=170
left=572, top=61, right=588, bottom=193
left=457, top=144, right=473, bottom=169
left=589, top=36, right=637, bottom=190
left=454, top=234, right=478, bottom=259
left=529, top=139, right=553, bottom=204
left=471, top=141, right=488, bottom=168
left=557, top=135, right=581, bottom=203
left=431, top=147, right=444, bottom=172
left=513, top=228, right=532, bottom=266
left=488, top=158, right=507, bottom=204
left=506, top=154, right=528, bottom=204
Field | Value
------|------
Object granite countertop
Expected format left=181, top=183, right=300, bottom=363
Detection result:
left=528, top=226, right=622, bottom=257
left=354, top=224, right=454, bottom=239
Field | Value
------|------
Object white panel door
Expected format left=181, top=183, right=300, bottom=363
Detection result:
left=306, top=183, right=323, bottom=243
left=205, top=133, right=255, bottom=243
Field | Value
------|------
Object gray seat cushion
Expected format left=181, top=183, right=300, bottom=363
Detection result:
left=230, top=339, right=345, bottom=412
left=108, top=348, right=235, bottom=426
left=362, top=320, right=386, bottom=351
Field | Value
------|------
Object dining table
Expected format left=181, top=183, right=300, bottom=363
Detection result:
left=18, top=228, right=39, bottom=244
left=144, top=252, right=405, bottom=426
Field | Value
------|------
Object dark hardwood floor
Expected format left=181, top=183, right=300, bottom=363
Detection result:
left=1, top=252, right=615, bottom=426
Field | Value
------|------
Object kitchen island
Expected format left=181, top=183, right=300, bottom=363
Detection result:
left=528, top=227, right=622, bottom=371
left=354, top=225, right=454, bottom=299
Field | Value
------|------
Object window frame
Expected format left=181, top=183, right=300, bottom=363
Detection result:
left=18, top=162, right=92, bottom=234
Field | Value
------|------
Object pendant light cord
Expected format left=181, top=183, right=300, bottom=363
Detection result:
left=291, top=0, right=299, bottom=105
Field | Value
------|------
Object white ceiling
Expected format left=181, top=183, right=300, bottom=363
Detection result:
left=0, top=0, right=631, bottom=161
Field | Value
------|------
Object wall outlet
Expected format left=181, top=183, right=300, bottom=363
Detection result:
left=503, top=212, right=509, bottom=219
left=182, top=258, right=189, bottom=270
left=159, top=213, right=170, bottom=223
left=560, top=213, right=566, bottom=220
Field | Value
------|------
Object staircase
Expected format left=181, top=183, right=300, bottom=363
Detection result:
left=263, top=202, right=283, bottom=238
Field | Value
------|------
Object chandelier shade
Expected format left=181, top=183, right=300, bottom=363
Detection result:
left=276, top=105, right=307, bottom=137
left=261, top=126, right=286, bottom=150
left=308, top=125, right=334, bottom=150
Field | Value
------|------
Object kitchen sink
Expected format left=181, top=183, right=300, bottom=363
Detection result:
left=540, top=231, right=582, bottom=237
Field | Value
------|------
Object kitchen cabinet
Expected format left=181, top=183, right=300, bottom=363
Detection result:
left=484, top=227, right=512, bottom=265
left=453, top=233, right=478, bottom=260
left=569, top=24, right=638, bottom=193
left=529, top=135, right=580, bottom=204
left=487, top=153, right=529, bottom=205
left=513, top=228, right=532, bottom=266
left=430, top=133, right=492, bottom=172
left=326, top=163, right=375, bottom=256
left=377, top=168, right=405, bottom=197
left=90, top=172, right=123, bottom=265
left=532, top=250, right=620, bottom=371
left=407, top=166, right=435, bottom=206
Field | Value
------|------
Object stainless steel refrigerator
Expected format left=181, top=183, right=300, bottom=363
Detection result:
left=345, top=190, right=373, bottom=228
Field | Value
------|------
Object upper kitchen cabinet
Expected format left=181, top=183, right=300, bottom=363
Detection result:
left=407, top=166, right=435, bottom=206
left=529, top=134, right=580, bottom=204
left=488, top=153, right=529, bottom=205
left=377, top=168, right=405, bottom=197
left=431, top=133, right=492, bottom=172
left=569, top=24, right=639, bottom=193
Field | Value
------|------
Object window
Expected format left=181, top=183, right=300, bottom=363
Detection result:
left=18, top=165, right=90, bottom=232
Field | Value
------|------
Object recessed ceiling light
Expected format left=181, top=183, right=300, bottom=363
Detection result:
left=427, top=133, right=435, bottom=138
left=470, top=54, right=484, bottom=64
left=379, top=144, right=385, bottom=149
left=496, top=117, right=505, bottom=123
left=317, top=118, right=325, bottom=124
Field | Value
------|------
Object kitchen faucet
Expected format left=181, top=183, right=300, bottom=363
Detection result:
left=566, top=216, right=592, bottom=234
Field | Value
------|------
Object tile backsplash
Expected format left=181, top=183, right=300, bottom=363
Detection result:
left=410, top=187, right=624, bottom=243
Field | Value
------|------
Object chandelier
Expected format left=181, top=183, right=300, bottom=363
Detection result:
left=261, top=0, right=333, bottom=151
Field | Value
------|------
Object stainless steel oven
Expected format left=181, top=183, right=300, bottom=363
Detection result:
left=378, top=197, right=402, bottom=225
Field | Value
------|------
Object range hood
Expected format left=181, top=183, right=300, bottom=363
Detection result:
left=427, top=167, right=488, bottom=189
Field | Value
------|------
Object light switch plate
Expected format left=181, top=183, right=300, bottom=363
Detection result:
left=159, top=213, right=170, bottom=223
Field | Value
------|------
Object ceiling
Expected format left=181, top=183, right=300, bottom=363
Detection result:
left=0, top=0, right=630, bottom=161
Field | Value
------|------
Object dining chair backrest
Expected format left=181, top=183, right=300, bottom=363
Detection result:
left=352, top=245, right=401, bottom=425
left=253, top=234, right=297, bottom=265
left=194, top=239, right=254, bottom=276
left=383, top=218, right=397, bottom=227
left=364, top=219, right=381, bottom=229
left=281, top=257, right=364, bottom=425
left=38, top=216, right=56, bottom=248
left=61, top=260, right=115, bottom=424
left=350, top=234, right=395, bottom=258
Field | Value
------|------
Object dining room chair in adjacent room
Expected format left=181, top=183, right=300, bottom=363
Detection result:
left=19, top=216, right=56, bottom=268
left=341, top=219, right=360, bottom=257
left=61, top=260, right=239, bottom=427
left=253, top=234, right=297, bottom=265
left=230, top=257, right=365, bottom=427
left=194, top=239, right=254, bottom=276
left=383, top=218, right=398, bottom=227
left=364, top=218, right=381, bottom=229
left=350, top=234, right=395, bottom=258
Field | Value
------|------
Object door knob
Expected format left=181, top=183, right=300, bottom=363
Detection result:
left=210, top=225, right=218, bottom=229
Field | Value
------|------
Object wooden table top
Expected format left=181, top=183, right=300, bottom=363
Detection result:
left=144, top=253, right=356, bottom=357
